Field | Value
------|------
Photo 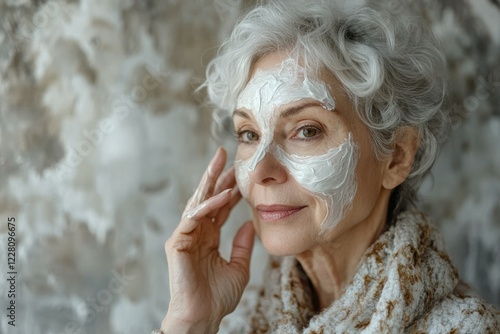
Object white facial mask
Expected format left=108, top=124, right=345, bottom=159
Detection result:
left=234, top=58, right=358, bottom=232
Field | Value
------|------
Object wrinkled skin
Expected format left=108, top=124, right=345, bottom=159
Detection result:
left=162, top=148, right=255, bottom=333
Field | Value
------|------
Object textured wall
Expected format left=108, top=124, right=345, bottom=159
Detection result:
left=0, top=0, right=498, bottom=333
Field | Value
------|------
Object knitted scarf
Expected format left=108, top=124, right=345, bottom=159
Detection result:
left=220, top=211, right=500, bottom=333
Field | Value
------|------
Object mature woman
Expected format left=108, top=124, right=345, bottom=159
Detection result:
left=156, top=1, right=500, bottom=333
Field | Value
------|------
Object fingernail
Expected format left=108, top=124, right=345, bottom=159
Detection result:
left=220, top=188, right=232, bottom=196
left=211, top=188, right=232, bottom=201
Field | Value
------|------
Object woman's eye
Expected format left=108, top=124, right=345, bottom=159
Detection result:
left=236, top=130, right=260, bottom=143
left=295, top=126, right=320, bottom=140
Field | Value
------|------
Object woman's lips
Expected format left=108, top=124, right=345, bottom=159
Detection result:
left=255, top=204, right=306, bottom=222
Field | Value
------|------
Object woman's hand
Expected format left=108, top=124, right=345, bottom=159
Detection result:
left=161, top=147, right=255, bottom=334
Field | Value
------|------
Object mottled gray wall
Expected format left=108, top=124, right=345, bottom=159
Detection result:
left=0, top=0, right=498, bottom=333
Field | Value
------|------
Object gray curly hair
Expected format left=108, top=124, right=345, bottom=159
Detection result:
left=201, top=0, right=450, bottom=223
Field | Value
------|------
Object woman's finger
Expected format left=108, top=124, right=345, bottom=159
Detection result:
left=177, top=188, right=233, bottom=234
left=229, top=221, right=255, bottom=274
left=215, top=186, right=242, bottom=227
left=228, top=185, right=242, bottom=209
left=188, top=147, right=227, bottom=210
left=214, top=166, right=236, bottom=195
left=211, top=168, right=237, bottom=219
left=183, top=147, right=226, bottom=215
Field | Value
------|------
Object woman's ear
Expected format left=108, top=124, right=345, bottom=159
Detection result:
left=382, top=126, right=420, bottom=190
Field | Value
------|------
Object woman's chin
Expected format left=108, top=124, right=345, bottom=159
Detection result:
left=251, top=208, right=321, bottom=256
left=259, top=231, right=313, bottom=257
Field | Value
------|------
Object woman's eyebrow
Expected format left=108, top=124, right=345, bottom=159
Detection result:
left=232, top=101, right=325, bottom=119
left=280, top=101, right=324, bottom=118
left=233, top=109, right=251, bottom=119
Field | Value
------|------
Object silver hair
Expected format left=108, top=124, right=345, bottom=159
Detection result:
left=201, top=0, right=450, bottom=223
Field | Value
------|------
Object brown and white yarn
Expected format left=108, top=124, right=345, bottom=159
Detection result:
left=220, top=211, right=500, bottom=333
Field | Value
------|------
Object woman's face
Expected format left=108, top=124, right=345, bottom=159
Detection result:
left=233, top=52, right=387, bottom=256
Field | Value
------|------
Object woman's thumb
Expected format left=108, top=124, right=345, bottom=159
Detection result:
left=229, top=221, right=255, bottom=272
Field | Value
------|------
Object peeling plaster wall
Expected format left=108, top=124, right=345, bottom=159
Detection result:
left=0, top=0, right=498, bottom=333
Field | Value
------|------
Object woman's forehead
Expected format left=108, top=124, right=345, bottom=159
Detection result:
left=236, top=56, right=335, bottom=114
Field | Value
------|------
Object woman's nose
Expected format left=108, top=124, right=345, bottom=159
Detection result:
left=248, top=152, right=288, bottom=186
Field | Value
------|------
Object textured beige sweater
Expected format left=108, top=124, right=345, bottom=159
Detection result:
left=219, top=211, right=500, bottom=333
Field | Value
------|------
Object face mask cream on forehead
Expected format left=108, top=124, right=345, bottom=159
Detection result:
left=234, top=58, right=358, bottom=231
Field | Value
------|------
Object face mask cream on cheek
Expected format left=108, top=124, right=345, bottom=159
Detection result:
left=234, top=58, right=357, bottom=230
left=235, top=133, right=358, bottom=231
left=273, top=134, right=358, bottom=232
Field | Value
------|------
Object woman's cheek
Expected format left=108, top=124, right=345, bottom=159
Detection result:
left=234, top=159, right=250, bottom=198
